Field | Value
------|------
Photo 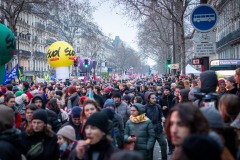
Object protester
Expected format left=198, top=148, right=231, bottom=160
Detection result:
left=21, top=109, right=59, bottom=160
left=57, top=125, right=77, bottom=160
left=0, top=105, right=22, bottom=160
left=144, top=92, right=167, bottom=159
left=20, top=104, right=38, bottom=131
left=4, top=93, right=22, bottom=128
left=124, top=103, right=155, bottom=160
left=72, top=112, right=118, bottom=159
left=67, top=86, right=80, bottom=110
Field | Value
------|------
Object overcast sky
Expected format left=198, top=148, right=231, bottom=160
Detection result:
left=90, top=1, right=139, bottom=50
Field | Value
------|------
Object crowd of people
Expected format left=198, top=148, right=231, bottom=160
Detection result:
left=0, top=68, right=240, bottom=160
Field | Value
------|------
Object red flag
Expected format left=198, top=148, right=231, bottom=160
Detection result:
left=93, top=73, right=97, bottom=80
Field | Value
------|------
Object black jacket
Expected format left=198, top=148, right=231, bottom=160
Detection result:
left=159, top=94, right=174, bottom=117
left=21, top=131, right=59, bottom=160
left=0, top=128, right=22, bottom=160
left=94, top=93, right=104, bottom=108
left=46, top=109, right=62, bottom=132
left=62, top=119, right=82, bottom=140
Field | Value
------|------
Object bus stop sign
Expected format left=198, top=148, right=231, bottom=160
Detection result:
left=190, top=4, right=218, bottom=32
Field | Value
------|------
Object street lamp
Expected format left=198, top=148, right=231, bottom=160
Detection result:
left=17, top=31, right=31, bottom=66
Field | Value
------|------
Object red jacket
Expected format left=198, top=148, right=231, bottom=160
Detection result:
left=15, top=112, right=22, bottom=128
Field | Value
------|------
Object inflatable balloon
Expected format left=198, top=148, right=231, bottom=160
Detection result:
left=79, top=57, right=93, bottom=72
left=0, top=23, right=16, bottom=65
left=47, top=41, right=75, bottom=80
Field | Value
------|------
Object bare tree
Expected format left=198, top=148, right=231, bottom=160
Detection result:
left=49, top=0, right=94, bottom=45
left=0, top=0, right=47, bottom=32
left=110, top=0, right=196, bottom=74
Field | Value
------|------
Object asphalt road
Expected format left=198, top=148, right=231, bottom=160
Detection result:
left=153, top=142, right=172, bottom=160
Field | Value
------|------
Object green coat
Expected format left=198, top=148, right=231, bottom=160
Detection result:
left=124, top=119, right=155, bottom=160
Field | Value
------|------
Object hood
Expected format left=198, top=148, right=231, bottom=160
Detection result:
left=32, top=94, right=45, bottom=108
left=200, top=70, right=218, bottom=94
left=144, top=91, right=154, bottom=104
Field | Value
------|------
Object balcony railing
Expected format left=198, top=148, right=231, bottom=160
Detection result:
left=216, top=28, right=240, bottom=49
left=16, top=50, right=31, bottom=57
left=34, top=51, right=46, bottom=58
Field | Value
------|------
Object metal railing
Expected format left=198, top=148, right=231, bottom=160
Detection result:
left=216, top=28, right=240, bottom=48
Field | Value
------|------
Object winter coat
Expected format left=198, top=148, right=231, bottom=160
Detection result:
left=0, top=128, right=22, bottom=160
left=159, top=94, right=174, bottom=117
left=67, top=92, right=80, bottom=110
left=200, top=70, right=218, bottom=94
left=145, top=104, right=164, bottom=136
left=21, top=131, right=59, bottom=160
left=11, top=106, right=22, bottom=129
left=114, top=102, right=130, bottom=127
left=69, top=138, right=118, bottom=160
left=109, top=113, right=124, bottom=148
left=124, top=119, right=155, bottom=160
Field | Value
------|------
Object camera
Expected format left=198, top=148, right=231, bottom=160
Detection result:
left=194, top=93, right=220, bottom=108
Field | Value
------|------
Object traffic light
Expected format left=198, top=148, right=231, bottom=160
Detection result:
left=167, top=59, right=171, bottom=68
left=73, top=57, right=78, bottom=67
left=84, top=59, right=89, bottom=68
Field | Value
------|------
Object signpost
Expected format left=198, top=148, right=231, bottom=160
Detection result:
left=170, top=63, right=179, bottom=70
left=193, top=31, right=216, bottom=43
left=190, top=4, right=218, bottom=32
left=194, top=43, right=216, bottom=56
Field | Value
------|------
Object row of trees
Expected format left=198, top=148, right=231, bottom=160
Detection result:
left=109, top=0, right=198, bottom=74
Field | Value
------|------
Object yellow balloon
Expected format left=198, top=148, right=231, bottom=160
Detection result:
left=47, top=41, right=75, bottom=68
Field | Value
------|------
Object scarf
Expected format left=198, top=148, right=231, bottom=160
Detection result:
left=130, top=113, right=149, bottom=123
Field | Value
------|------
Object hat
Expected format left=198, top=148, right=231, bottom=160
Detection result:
left=102, top=108, right=114, bottom=120
left=26, top=91, right=33, bottom=100
left=57, top=125, right=76, bottom=141
left=1, top=86, right=6, bottom=94
left=227, top=76, right=235, bottom=83
left=71, top=106, right=82, bottom=118
left=32, top=109, right=48, bottom=124
left=104, top=86, right=112, bottom=93
left=164, top=85, right=171, bottom=91
left=182, top=134, right=221, bottom=160
left=68, top=86, right=76, bottom=94
left=103, top=99, right=116, bottom=108
left=0, top=104, right=14, bottom=132
left=218, top=79, right=225, bottom=85
left=231, top=113, right=240, bottom=129
left=15, top=90, right=24, bottom=97
left=85, top=112, right=108, bottom=134
left=132, top=103, right=145, bottom=115
left=79, top=96, right=87, bottom=105
left=200, top=107, right=224, bottom=129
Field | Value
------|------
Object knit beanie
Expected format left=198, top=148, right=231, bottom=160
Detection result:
left=85, top=112, right=108, bottom=134
left=164, top=85, right=171, bottom=91
left=13, top=86, right=19, bottom=92
left=132, top=103, right=145, bottom=115
left=79, top=96, right=87, bottom=104
left=1, top=86, right=6, bottom=94
left=26, top=91, right=34, bottom=100
left=68, top=86, right=76, bottom=94
left=102, top=108, right=114, bottom=120
left=71, top=106, right=82, bottom=118
left=32, top=109, right=48, bottom=124
left=0, top=104, right=14, bottom=132
left=103, top=99, right=116, bottom=108
left=200, top=107, right=224, bottom=129
left=57, top=125, right=76, bottom=141
left=15, top=90, right=24, bottom=97
left=104, top=86, right=112, bottom=94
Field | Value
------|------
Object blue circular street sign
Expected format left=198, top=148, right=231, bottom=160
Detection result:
left=190, top=4, right=218, bottom=32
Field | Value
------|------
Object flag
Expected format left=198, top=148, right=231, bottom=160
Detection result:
left=3, top=64, right=19, bottom=84
left=93, top=73, right=97, bottom=80
left=32, top=75, right=36, bottom=84
left=18, top=67, right=23, bottom=81
left=154, top=73, right=158, bottom=81
left=2, top=65, right=8, bottom=84
left=44, top=74, right=50, bottom=82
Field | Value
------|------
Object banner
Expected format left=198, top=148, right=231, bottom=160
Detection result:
left=3, top=64, right=18, bottom=84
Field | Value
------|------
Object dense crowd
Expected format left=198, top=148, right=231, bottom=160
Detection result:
left=0, top=68, right=240, bottom=160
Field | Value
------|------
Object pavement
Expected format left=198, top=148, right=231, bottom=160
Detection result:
left=153, top=142, right=172, bottom=160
